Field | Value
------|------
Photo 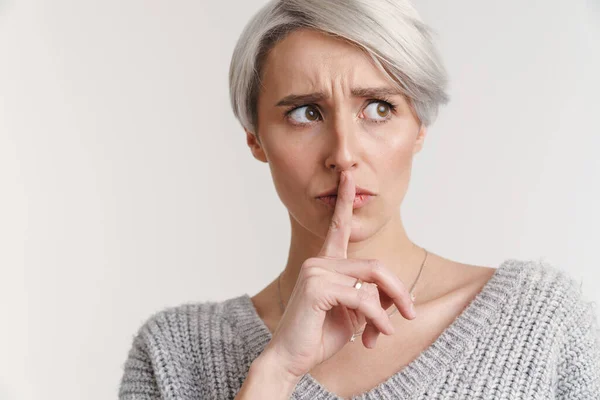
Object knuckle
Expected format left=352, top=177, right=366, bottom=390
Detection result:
left=302, top=265, right=321, bottom=280
left=368, top=259, right=383, bottom=274
left=366, top=283, right=380, bottom=299
left=329, top=217, right=342, bottom=231
left=357, top=287, right=370, bottom=302
left=301, top=257, right=318, bottom=269
left=357, top=284, right=374, bottom=302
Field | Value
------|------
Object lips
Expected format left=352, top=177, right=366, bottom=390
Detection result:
left=317, top=193, right=375, bottom=209
left=315, top=186, right=376, bottom=198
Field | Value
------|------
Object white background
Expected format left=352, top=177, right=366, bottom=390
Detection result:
left=1, top=1, right=599, bottom=399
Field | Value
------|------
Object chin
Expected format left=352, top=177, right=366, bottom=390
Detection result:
left=346, top=220, right=380, bottom=243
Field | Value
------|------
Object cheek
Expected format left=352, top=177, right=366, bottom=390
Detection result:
left=376, top=135, right=415, bottom=203
left=379, top=132, right=415, bottom=172
left=266, top=142, right=313, bottom=205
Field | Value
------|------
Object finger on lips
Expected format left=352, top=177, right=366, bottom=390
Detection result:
left=314, top=170, right=413, bottom=343
left=318, top=170, right=355, bottom=259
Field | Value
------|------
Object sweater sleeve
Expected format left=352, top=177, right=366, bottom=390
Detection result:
left=118, top=329, right=162, bottom=400
left=556, top=275, right=600, bottom=399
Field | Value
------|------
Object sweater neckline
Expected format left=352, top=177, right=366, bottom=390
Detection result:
left=230, top=258, right=524, bottom=399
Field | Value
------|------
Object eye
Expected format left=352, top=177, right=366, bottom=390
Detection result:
left=287, top=105, right=321, bottom=125
left=363, top=101, right=392, bottom=122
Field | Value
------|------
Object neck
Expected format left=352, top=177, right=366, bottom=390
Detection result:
left=279, top=210, right=431, bottom=307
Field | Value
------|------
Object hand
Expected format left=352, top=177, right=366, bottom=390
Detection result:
left=262, top=170, right=416, bottom=381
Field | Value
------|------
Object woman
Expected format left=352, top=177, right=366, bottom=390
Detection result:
left=119, top=0, right=600, bottom=399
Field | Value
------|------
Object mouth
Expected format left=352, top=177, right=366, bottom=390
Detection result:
left=316, top=193, right=375, bottom=209
left=315, top=186, right=376, bottom=198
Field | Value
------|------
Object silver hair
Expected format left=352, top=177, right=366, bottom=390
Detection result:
left=229, top=0, right=450, bottom=137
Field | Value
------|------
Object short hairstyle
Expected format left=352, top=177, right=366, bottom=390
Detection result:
left=229, top=0, right=450, bottom=137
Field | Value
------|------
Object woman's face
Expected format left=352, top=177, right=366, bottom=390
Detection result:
left=247, top=28, right=427, bottom=242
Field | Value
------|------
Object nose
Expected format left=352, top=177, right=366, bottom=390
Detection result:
left=324, top=116, right=360, bottom=173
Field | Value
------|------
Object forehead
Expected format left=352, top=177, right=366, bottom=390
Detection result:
left=260, top=28, right=392, bottom=97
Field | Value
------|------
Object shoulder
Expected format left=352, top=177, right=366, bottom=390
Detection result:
left=493, top=258, right=599, bottom=379
left=120, top=295, right=253, bottom=398
left=130, top=294, right=247, bottom=347
left=510, top=258, right=598, bottom=336
left=514, top=259, right=600, bottom=396
left=515, top=258, right=593, bottom=303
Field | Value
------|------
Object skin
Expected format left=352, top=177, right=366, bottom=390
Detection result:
left=245, top=28, right=496, bottom=397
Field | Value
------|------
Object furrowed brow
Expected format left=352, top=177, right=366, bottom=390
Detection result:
left=350, top=87, right=403, bottom=98
left=275, top=92, right=327, bottom=107
left=275, top=87, right=402, bottom=107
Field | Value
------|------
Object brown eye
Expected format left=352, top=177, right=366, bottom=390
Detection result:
left=364, top=101, right=392, bottom=121
left=289, top=105, right=321, bottom=124
left=377, top=103, right=390, bottom=117
left=305, top=106, right=319, bottom=121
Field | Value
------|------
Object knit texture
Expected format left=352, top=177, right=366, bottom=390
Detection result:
left=118, top=258, right=600, bottom=399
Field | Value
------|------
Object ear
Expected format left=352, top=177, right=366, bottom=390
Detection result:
left=413, top=124, right=427, bottom=155
left=245, top=129, right=268, bottom=163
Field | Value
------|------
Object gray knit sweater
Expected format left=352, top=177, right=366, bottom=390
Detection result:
left=118, top=258, right=600, bottom=399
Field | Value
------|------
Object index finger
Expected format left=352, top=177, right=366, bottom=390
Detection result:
left=318, top=171, right=356, bottom=259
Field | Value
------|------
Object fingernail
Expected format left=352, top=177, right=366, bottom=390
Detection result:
left=371, top=336, right=378, bottom=348
left=388, top=323, right=395, bottom=335
left=341, top=171, right=346, bottom=183
left=410, top=303, right=416, bottom=318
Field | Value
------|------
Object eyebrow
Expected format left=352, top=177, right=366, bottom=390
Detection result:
left=275, top=87, right=403, bottom=107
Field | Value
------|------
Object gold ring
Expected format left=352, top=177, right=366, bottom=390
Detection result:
left=353, top=278, right=363, bottom=290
